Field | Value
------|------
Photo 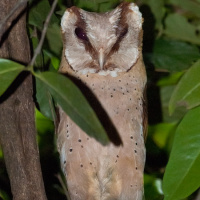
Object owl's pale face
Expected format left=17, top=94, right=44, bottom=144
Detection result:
left=61, top=3, right=143, bottom=77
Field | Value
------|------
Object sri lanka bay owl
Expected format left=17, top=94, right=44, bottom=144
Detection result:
left=57, top=2, right=147, bottom=200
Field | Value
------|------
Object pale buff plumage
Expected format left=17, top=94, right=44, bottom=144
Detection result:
left=57, top=3, right=147, bottom=200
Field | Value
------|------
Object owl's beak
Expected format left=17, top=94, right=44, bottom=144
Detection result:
left=98, top=48, right=105, bottom=70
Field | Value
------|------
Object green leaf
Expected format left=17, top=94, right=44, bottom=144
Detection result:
left=169, top=0, right=200, bottom=18
left=0, top=189, right=10, bottom=200
left=36, top=77, right=54, bottom=120
left=164, top=14, right=200, bottom=45
left=151, top=38, right=200, bottom=72
left=150, top=122, right=177, bottom=148
left=34, top=71, right=109, bottom=145
left=35, top=109, right=54, bottom=135
left=169, top=60, right=200, bottom=115
left=0, top=59, right=25, bottom=96
left=144, top=174, right=164, bottom=200
left=29, top=0, right=58, bottom=29
left=157, top=72, right=184, bottom=87
left=46, top=23, right=62, bottom=57
left=163, top=106, right=200, bottom=200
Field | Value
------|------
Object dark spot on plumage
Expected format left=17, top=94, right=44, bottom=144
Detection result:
left=80, top=164, right=83, bottom=167
left=117, top=26, right=128, bottom=39
left=69, top=148, right=73, bottom=152
left=78, top=139, right=81, bottom=142
left=130, top=136, right=133, bottom=139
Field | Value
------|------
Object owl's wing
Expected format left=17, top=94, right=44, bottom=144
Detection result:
left=142, top=84, right=148, bottom=141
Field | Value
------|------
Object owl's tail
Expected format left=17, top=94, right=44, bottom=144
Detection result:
left=87, top=159, right=121, bottom=200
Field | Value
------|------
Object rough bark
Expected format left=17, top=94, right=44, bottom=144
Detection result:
left=0, top=0, right=47, bottom=199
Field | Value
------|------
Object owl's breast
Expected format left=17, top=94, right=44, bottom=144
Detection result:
left=57, top=56, right=147, bottom=200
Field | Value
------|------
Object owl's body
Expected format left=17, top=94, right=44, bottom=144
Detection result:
left=57, top=3, right=147, bottom=200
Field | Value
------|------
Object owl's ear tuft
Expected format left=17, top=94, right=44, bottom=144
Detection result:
left=61, top=6, right=81, bottom=33
left=61, top=10, right=70, bottom=32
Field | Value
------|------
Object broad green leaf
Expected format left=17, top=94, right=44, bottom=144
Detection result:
left=151, top=38, right=200, bottom=72
left=150, top=122, right=177, bottom=148
left=169, top=60, right=200, bottom=115
left=161, top=85, right=187, bottom=123
left=43, top=50, right=60, bottom=71
left=0, top=59, right=25, bottom=96
left=36, top=77, right=54, bottom=120
left=35, top=109, right=54, bottom=135
left=29, top=0, right=58, bottom=29
left=169, top=0, right=200, bottom=18
left=34, top=71, right=109, bottom=145
left=157, top=72, right=184, bottom=87
left=46, top=23, right=62, bottom=57
left=163, top=106, right=200, bottom=200
left=164, top=14, right=200, bottom=45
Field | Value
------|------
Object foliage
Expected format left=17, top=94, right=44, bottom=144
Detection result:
left=0, top=0, right=200, bottom=199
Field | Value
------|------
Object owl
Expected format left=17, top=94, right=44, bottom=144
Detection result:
left=57, top=2, right=147, bottom=200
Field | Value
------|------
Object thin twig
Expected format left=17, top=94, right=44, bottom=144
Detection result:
left=0, top=0, right=28, bottom=42
left=29, top=0, right=58, bottom=66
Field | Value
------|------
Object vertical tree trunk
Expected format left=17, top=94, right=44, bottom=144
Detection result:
left=0, top=1, right=47, bottom=199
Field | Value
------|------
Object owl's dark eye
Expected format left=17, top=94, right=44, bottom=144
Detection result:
left=119, top=27, right=128, bottom=38
left=75, top=27, right=88, bottom=41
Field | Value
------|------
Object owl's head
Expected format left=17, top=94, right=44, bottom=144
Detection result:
left=61, top=3, right=143, bottom=77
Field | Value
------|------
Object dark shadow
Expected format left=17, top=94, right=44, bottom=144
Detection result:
left=0, top=71, right=30, bottom=103
left=64, top=73, right=123, bottom=146
left=140, top=4, right=163, bottom=125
